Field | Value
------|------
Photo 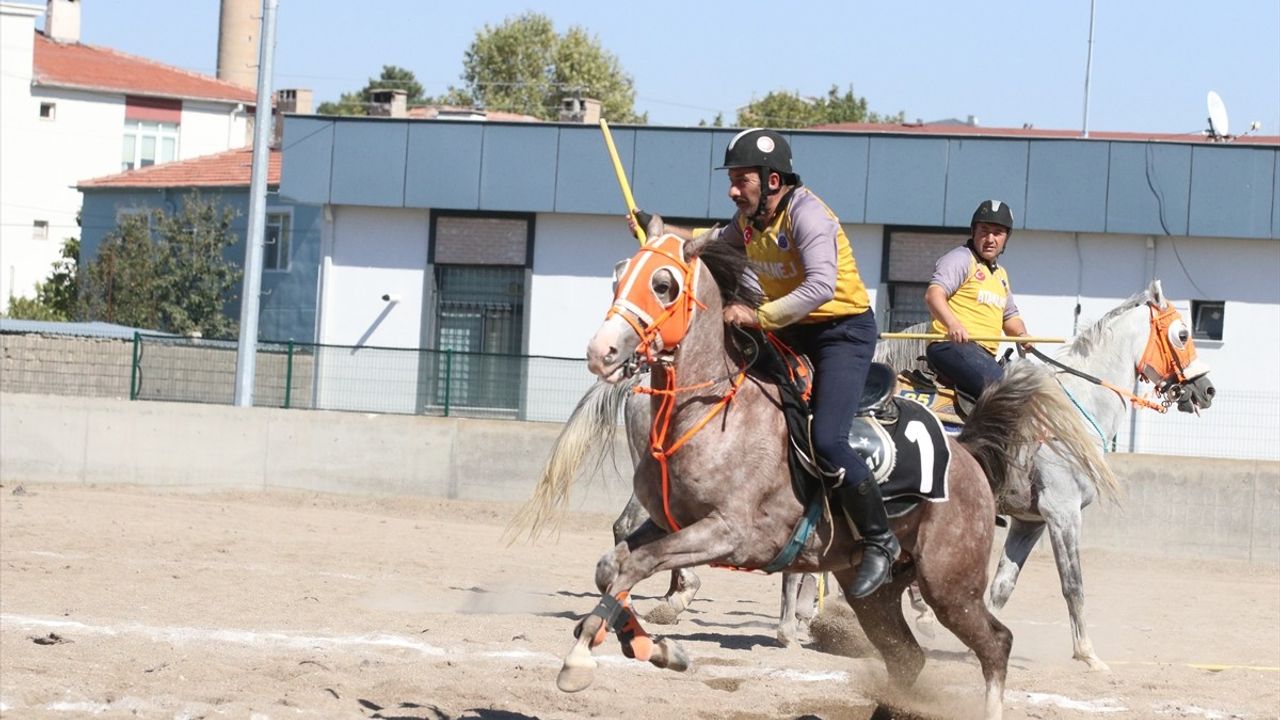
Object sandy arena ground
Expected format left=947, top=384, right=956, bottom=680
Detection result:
left=1, top=484, right=1277, bottom=720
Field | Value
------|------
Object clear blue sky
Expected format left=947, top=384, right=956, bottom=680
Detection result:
left=53, top=0, right=1280, bottom=136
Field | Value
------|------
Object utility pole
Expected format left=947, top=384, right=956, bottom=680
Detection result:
left=1082, top=0, right=1097, bottom=138
left=233, top=0, right=278, bottom=407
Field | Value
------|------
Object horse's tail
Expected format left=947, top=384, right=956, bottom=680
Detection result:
left=873, top=321, right=930, bottom=371
left=504, top=375, right=640, bottom=545
left=959, top=361, right=1119, bottom=503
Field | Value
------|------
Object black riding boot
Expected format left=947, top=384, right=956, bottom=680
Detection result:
left=835, top=480, right=901, bottom=598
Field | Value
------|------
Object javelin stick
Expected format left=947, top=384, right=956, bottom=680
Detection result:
left=599, top=118, right=646, bottom=245
left=879, top=332, right=1066, bottom=344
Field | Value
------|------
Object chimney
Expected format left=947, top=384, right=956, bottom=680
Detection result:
left=369, top=89, right=408, bottom=118
left=276, top=88, right=313, bottom=115
left=217, top=0, right=259, bottom=89
left=273, top=88, right=313, bottom=147
left=559, top=96, right=602, bottom=124
left=45, top=0, right=81, bottom=43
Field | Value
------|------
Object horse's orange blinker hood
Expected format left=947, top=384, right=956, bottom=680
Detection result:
left=607, top=234, right=703, bottom=358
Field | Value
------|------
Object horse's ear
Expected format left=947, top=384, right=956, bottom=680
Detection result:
left=644, top=213, right=665, bottom=242
left=1150, top=278, right=1166, bottom=307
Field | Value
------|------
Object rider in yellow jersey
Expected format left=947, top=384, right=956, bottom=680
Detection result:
left=924, top=200, right=1031, bottom=399
left=631, top=129, right=898, bottom=598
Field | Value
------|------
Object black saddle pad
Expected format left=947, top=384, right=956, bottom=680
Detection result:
left=879, top=398, right=952, bottom=517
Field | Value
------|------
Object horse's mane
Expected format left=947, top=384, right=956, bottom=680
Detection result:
left=1065, top=289, right=1151, bottom=358
left=688, top=229, right=764, bottom=309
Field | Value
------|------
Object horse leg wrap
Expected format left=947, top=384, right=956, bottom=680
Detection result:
left=584, top=592, right=625, bottom=648
left=616, top=609, right=654, bottom=661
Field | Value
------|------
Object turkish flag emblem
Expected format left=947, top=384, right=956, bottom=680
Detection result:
left=975, top=269, right=986, bottom=281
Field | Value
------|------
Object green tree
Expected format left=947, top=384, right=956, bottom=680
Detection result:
left=80, top=194, right=243, bottom=338
left=737, top=85, right=905, bottom=129
left=451, top=12, right=644, bottom=122
left=317, top=65, right=427, bottom=116
left=4, top=236, right=79, bottom=321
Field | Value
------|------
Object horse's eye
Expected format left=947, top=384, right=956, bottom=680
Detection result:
left=1178, top=329, right=1189, bottom=343
left=654, top=280, right=671, bottom=295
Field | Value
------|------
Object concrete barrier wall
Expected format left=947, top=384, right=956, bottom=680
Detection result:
left=2, top=392, right=1275, bottom=564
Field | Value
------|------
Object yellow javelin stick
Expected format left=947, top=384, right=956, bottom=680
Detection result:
left=880, top=333, right=1066, bottom=344
left=599, top=119, right=646, bottom=246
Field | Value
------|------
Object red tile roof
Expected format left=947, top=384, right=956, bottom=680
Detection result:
left=811, top=121, right=1280, bottom=146
left=78, top=147, right=279, bottom=189
left=33, top=31, right=256, bottom=104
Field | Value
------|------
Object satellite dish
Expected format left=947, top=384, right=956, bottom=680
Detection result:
left=1207, top=91, right=1230, bottom=139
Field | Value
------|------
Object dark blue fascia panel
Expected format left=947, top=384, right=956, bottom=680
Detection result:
left=633, top=129, right=714, bottom=219
left=280, top=115, right=333, bottom=204
left=1105, top=142, right=1191, bottom=236
left=554, top=125, right=633, bottom=214
left=703, top=129, right=745, bottom=220
left=480, top=125, right=559, bottom=212
left=1189, top=145, right=1276, bottom=240
left=330, top=120, right=408, bottom=207
left=404, top=122, right=483, bottom=210
left=1273, top=152, right=1280, bottom=239
left=1025, top=140, right=1109, bottom=232
left=866, top=137, right=948, bottom=226
left=943, top=139, right=1029, bottom=229
left=791, top=133, right=869, bottom=223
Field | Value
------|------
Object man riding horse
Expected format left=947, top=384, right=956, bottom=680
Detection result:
left=630, top=128, right=897, bottom=598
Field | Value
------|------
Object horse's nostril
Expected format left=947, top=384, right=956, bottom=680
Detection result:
left=1206, top=386, right=1216, bottom=397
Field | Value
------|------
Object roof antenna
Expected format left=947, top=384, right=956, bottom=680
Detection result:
left=1205, top=91, right=1231, bottom=142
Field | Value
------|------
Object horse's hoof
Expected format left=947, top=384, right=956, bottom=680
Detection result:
left=913, top=614, right=937, bottom=639
left=557, top=646, right=597, bottom=693
left=1082, top=656, right=1111, bottom=672
left=659, top=638, right=691, bottom=672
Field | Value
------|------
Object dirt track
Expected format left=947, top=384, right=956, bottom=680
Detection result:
left=1, top=485, right=1277, bottom=719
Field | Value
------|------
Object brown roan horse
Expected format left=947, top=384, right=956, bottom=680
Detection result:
left=515, top=225, right=1113, bottom=719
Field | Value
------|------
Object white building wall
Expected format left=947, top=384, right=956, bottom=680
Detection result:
left=314, top=205, right=429, bottom=414
left=0, top=4, right=246, bottom=311
left=180, top=99, right=248, bottom=158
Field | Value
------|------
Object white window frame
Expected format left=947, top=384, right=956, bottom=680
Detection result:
left=263, top=208, right=293, bottom=272
left=122, top=120, right=180, bottom=171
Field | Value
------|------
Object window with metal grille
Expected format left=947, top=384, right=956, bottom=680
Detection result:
left=427, top=214, right=531, bottom=414
left=885, top=230, right=967, bottom=331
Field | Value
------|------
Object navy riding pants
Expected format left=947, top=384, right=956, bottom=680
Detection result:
left=925, top=340, right=1004, bottom=399
left=778, top=310, right=877, bottom=490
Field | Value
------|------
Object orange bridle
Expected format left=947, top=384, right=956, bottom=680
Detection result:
left=606, top=234, right=744, bottom=533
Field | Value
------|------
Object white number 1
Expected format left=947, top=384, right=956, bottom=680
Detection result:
left=904, top=420, right=934, bottom=493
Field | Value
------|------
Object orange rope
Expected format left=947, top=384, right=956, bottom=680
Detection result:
left=636, top=364, right=747, bottom=532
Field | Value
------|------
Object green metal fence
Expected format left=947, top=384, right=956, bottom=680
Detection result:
left=126, top=334, right=597, bottom=422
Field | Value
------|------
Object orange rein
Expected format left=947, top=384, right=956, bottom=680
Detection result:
left=635, top=365, right=747, bottom=533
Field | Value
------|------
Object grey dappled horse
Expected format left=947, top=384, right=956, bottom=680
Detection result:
left=611, top=329, right=927, bottom=647
left=881, top=281, right=1215, bottom=670
left=513, top=225, right=1114, bottom=719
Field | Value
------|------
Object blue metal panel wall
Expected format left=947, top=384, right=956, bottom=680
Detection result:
left=1025, top=140, right=1109, bottom=232
left=701, top=129, right=744, bottom=220
left=1105, top=142, right=1191, bottom=235
left=943, top=139, right=1029, bottom=228
left=330, top=121, right=408, bottom=207
left=1273, top=152, right=1280, bottom=239
left=791, top=133, right=869, bottom=223
left=404, top=122, right=483, bottom=210
left=1189, top=145, right=1276, bottom=239
left=480, top=125, right=559, bottom=212
left=554, top=125, right=633, bottom=214
left=632, top=129, right=714, bottom=219
left=866, top=137, right=948, bottom=226
left=280, top=116, right=333, bottom=204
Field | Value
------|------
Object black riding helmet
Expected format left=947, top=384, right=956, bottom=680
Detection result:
left=718, top=128, right=802, bottom=225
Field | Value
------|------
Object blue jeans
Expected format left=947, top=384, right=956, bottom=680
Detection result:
left=778, top=311, right=877, bottom=489
left=925, top=341, right=1003, bottom=399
